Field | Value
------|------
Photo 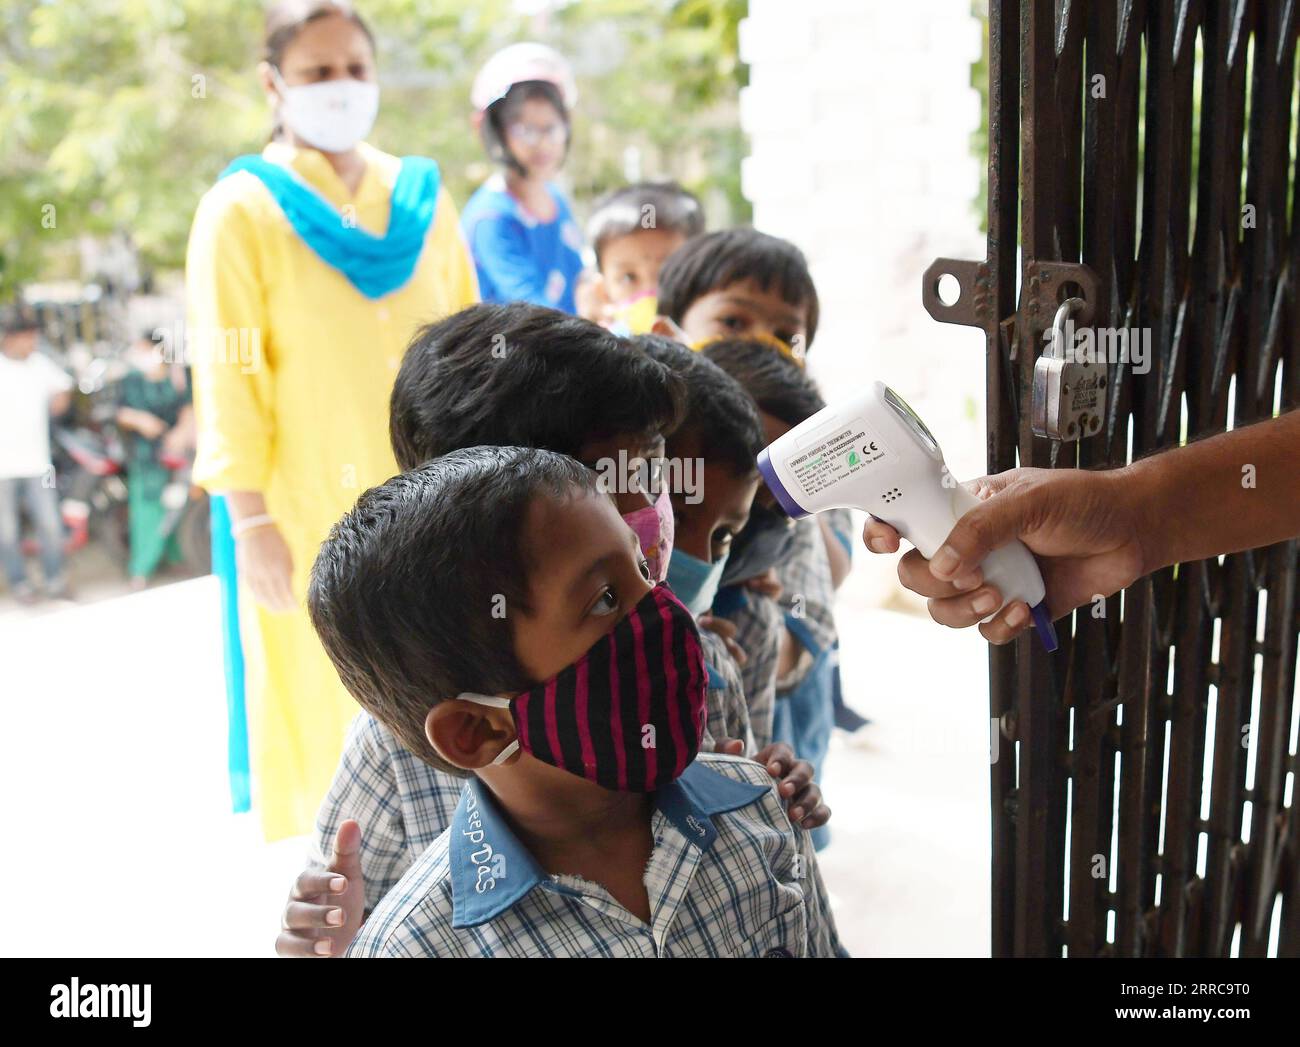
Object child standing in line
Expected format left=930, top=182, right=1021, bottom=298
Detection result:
left=308, top=446, right=844, bottom=957
left=653, top=227, right=819, bottom=354
left=576, top=181, right=705, bottom=333
left=700, top=339, right=826, bottom=752
left=654, top=231, right=862, bottom=848
left=630, top=335, right=775, bottom=738
left=461, top=43, right=585, bottom=313
left=655, top=227, right=858, bottom=595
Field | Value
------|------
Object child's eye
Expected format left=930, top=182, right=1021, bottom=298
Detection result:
left=637, top=558, right=651, bottom=582
left=721, top=316, right=746, bottom=331
left=591, top=586, right=619, bottom=617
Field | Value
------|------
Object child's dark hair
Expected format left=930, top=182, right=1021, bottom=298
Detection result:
left=657, top=228, right=820, bottom=347
left=630, top=335, right=764, bottom=478
left=586, top=182, right=705, bottom=268
left=308, top=446, right=598, bottom=772
left=390, top=303, right=686, bottom=471
left=700, top=338, right=826, bottom=427
left=481, top=81, right=569, bottom=174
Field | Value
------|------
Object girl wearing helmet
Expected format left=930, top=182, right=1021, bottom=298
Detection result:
left=461, top=43, right=585, bottom=313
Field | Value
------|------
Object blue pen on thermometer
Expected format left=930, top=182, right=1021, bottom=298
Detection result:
left=756, top=381, right=1059, bottom=652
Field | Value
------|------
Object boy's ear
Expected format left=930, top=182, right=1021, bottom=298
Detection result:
left=650, top=315, right=688, bottom=344
left=425, top=698, right=517, bottom=771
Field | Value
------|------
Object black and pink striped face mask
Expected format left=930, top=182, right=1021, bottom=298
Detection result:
left=460, top=584, right=708, bottom=791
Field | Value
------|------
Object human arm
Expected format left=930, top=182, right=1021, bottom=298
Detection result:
left=185, top=183, right=292, bottom=610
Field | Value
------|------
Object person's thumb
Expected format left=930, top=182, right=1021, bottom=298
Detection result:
left=330, top=819, right=364, bottom=878
left=930, top=481, right=1040, bottom=581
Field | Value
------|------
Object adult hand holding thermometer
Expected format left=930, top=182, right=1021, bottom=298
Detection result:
left=757, top=381, right=1059, bottom=652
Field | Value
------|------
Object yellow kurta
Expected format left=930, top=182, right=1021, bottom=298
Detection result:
left=186, top=141, right=478, bottom=840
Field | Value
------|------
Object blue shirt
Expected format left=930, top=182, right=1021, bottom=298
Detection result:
left=460, top=174, right=584, bottom=313
left=346, top=754, right=844, bottom=957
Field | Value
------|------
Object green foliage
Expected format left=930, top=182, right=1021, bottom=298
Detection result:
left=0, top=0, right=748, bottom=299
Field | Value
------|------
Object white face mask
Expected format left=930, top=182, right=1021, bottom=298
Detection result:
left=273, top=69, right=379, bottom=153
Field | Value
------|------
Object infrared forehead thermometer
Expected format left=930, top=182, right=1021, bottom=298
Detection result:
left=756, top=381, right=1059, bottom=652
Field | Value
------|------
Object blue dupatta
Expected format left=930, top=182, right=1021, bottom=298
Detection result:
left=219, top=153, right=441, bottom=299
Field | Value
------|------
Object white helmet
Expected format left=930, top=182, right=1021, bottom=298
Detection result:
left=471, top=42, right=577, bottom=113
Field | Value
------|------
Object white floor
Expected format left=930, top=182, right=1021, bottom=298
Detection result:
left=819, top=557, right=991, bottom=957
left=1, top=564, right=991, bottom=957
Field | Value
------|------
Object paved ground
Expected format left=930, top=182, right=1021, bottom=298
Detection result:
left=2, top=554, right=991, bottom=957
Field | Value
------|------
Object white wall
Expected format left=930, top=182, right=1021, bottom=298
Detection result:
left=739, top=0, right=989, bottom=524
left=739, top=1, right=995, bottom=956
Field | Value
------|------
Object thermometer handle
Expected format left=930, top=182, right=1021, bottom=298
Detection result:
left=946, top=485, right=1058, bottom=652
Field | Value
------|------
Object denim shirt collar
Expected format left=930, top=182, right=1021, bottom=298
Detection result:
left=448, top=761, right=769, bottom=928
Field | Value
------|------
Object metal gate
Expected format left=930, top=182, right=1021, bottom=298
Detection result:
left=922, top=0, right=1299, bottom=957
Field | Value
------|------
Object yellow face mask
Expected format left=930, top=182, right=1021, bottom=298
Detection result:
left=688, top=331, right=806, bottom=367
left=611, top=293, right=660, bottom=336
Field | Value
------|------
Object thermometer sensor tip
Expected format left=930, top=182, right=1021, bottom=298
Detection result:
left=756, top=447, right=810, bottom=520
left=1030, top=601, right=1058, bottom=653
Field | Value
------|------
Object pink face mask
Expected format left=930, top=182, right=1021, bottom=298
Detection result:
left=622, top=486, right=675, bottom=584
left=460, top=584, right=707, bottom=791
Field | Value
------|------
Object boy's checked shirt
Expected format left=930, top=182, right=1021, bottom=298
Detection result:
left=714, top=587, right=782, bottom=751
left=713, top=509, right=854, bottom=751
left=346, top=753, right=844, bottom=957
left=312, top=637, right=756, bottom=913
left=776, top=517, right=840, bottom=673
left=698, top=627, right=755, bottom=751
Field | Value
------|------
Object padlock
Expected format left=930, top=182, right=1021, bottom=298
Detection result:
left=1031, top=297, right=1107, bottom=440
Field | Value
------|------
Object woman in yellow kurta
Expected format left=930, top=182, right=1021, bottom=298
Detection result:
left=186, top=0, right=477, bottom=840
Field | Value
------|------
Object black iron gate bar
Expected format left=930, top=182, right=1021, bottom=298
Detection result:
left=922, top=0, right=1299, bottom=958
